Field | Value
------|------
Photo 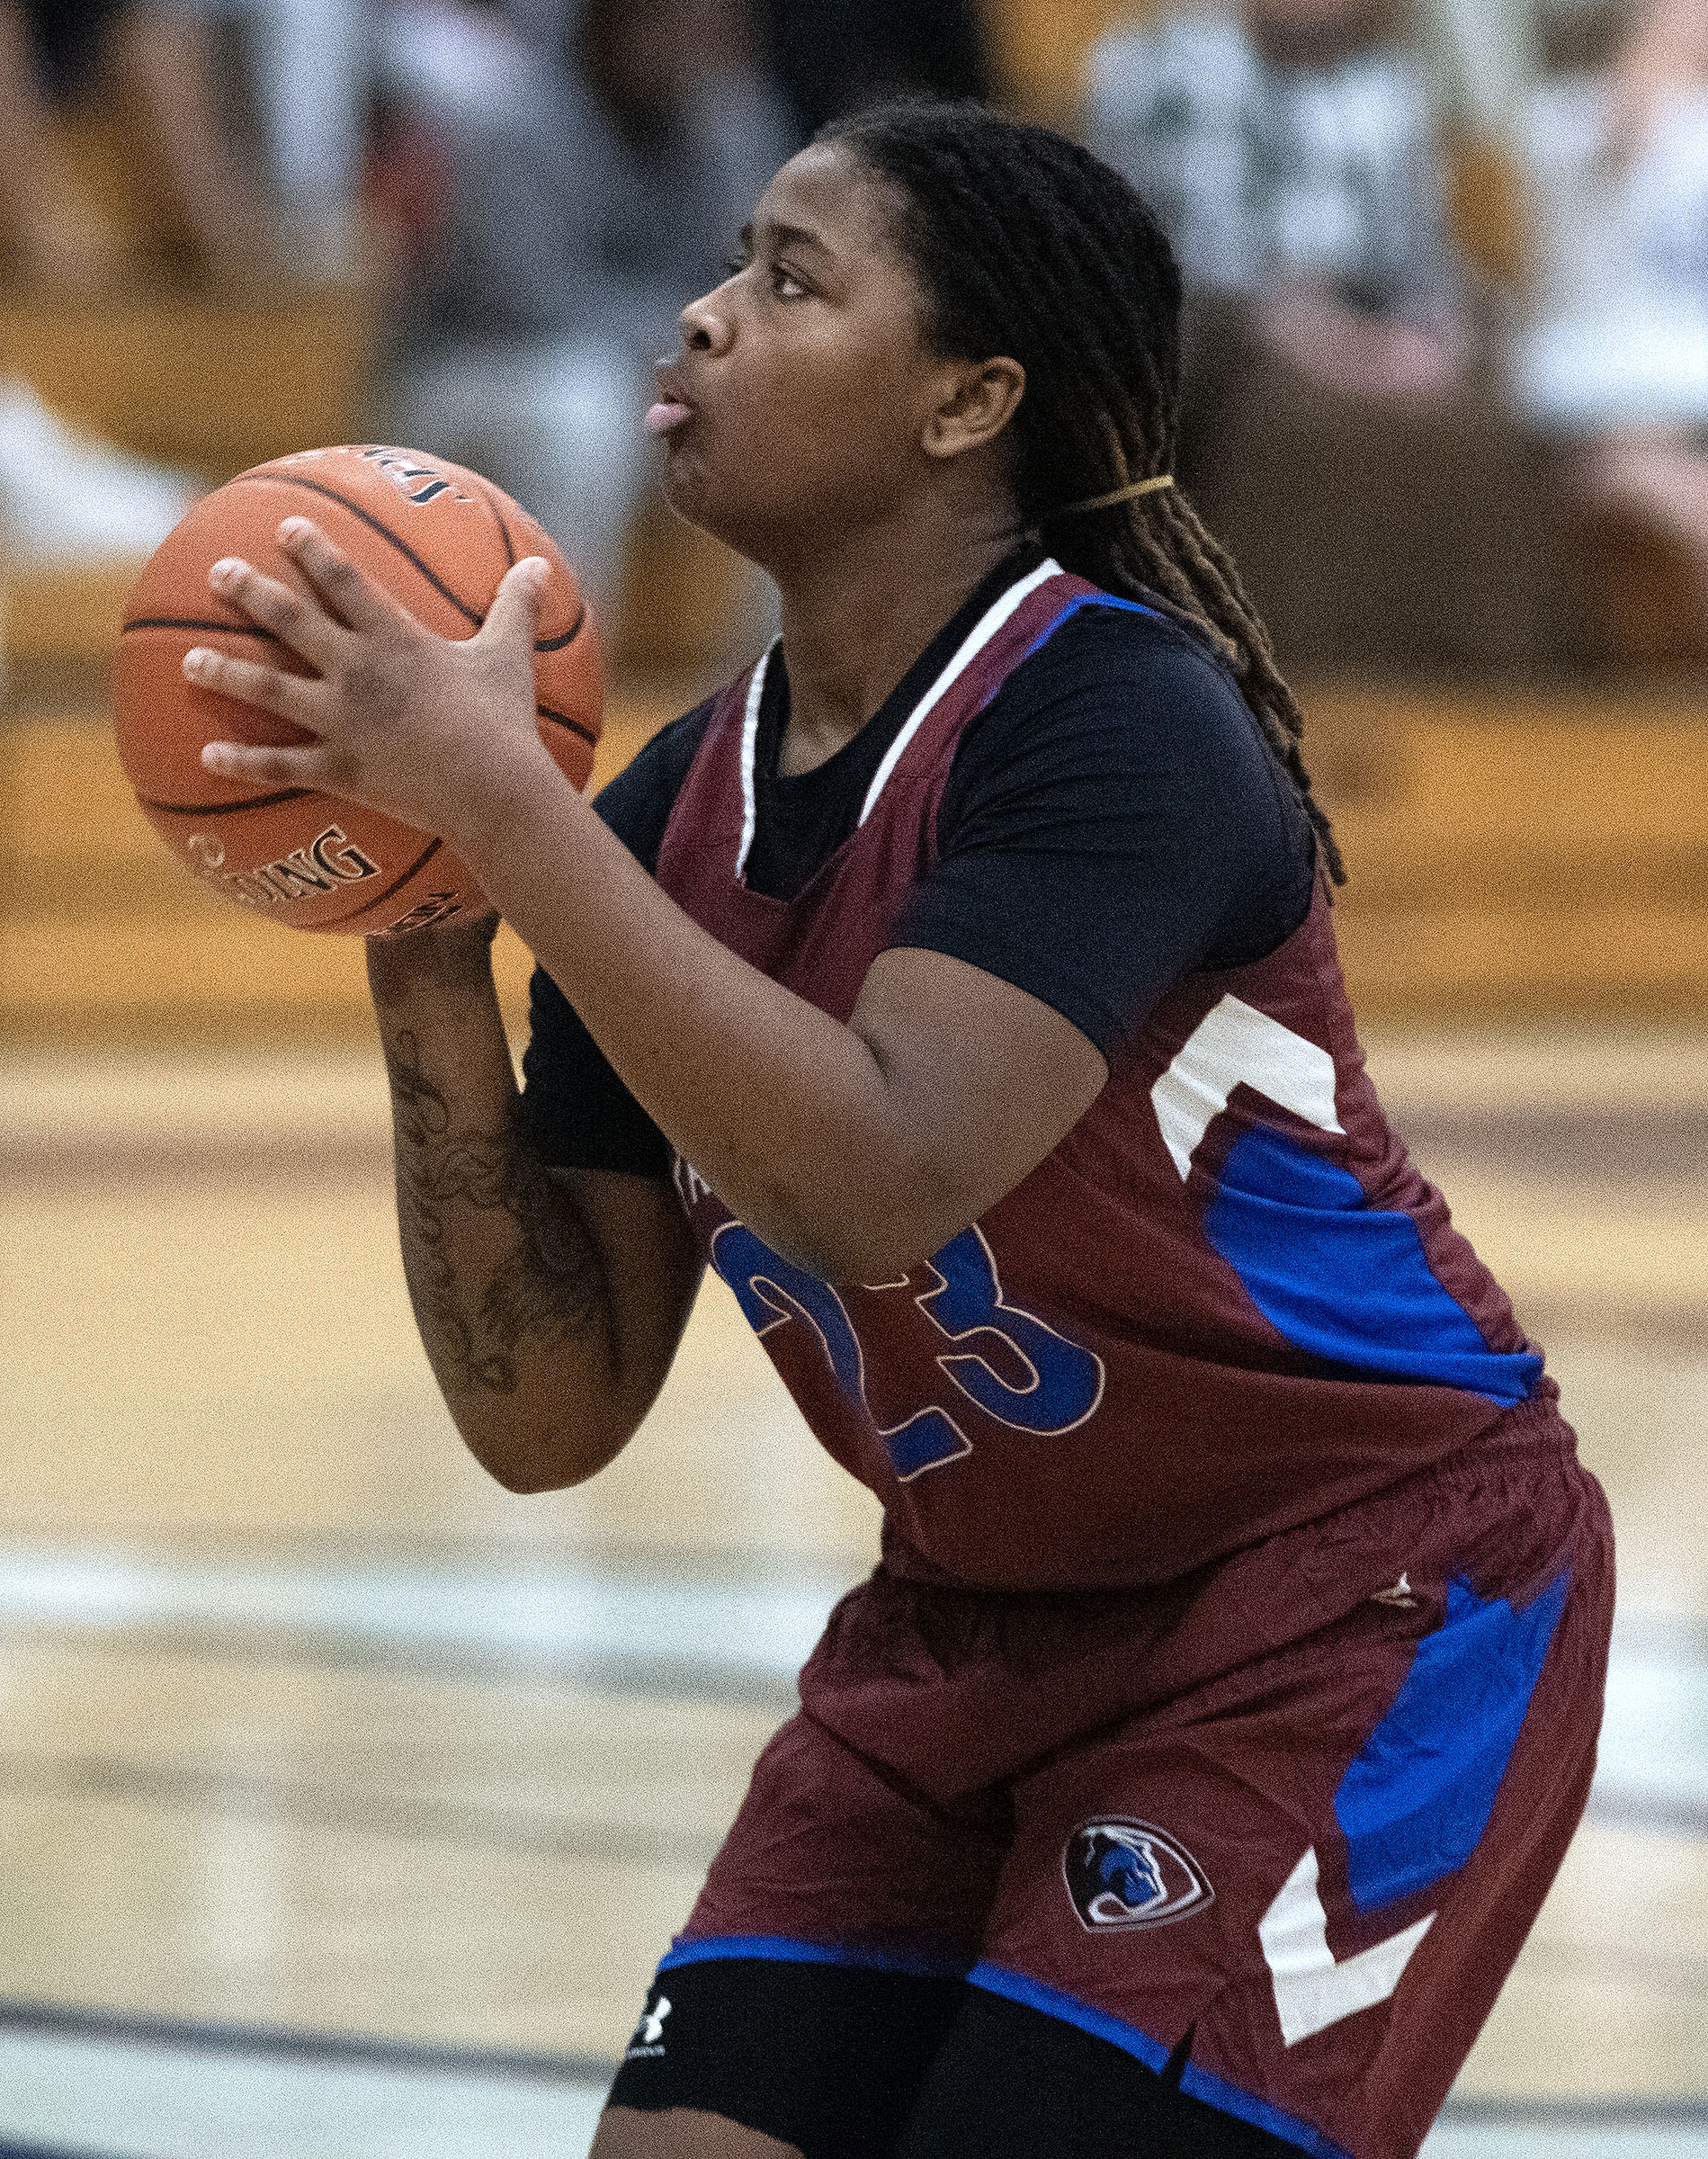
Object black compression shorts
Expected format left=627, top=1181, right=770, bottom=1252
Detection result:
left=605, top=1957, right=1294, bottom=2156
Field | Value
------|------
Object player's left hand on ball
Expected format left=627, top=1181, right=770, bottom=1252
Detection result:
left=189, top=516, right=552, bottom=841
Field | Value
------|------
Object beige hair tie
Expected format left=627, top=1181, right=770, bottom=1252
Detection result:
left=1055, top=473, right=1176, bottom=517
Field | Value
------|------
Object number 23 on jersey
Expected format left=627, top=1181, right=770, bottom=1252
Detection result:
left=675, top=1158, right=1104, bottom=1482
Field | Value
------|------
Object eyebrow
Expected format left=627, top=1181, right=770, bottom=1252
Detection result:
left=741, top=218, right=835, bottom=262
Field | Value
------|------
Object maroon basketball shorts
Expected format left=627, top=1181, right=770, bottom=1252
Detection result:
left=640, top=1426, right=1613, bottom=2159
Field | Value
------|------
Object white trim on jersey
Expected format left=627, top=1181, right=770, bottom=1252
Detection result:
left=856, top=558, right=1064, bottom=829
left=1150, top=996, right=1345, bottom=1180
left=733, top=642, right=775, bottom=883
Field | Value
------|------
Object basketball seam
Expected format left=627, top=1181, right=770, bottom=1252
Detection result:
left=231, top=473, right=486, bottom=625
left=230, top=470, right=585, bottom=653
left=471, top=471, right=582, bottom=653
left=122, top=617, right=283, bottom=643
left=535, top=702, right=597, bottom=746
left=534, top=603, right=586, bottom=655
left=326, top=835, right=445, bottom=927
left=137, top=787, right=317, bottom=815
left=480, top=484, right=518, bottom=569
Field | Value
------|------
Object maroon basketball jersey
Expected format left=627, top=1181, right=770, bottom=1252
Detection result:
left=652, top=561, right=1564, bottom=1591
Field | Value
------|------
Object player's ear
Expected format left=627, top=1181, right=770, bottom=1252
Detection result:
left=921, top=356, right=1025, bottom=463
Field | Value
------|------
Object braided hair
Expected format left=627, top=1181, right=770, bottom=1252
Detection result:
left=821, top=98, right=1345, bottom=884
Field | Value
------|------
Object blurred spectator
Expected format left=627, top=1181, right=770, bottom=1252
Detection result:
left=0, top=6, right=201, bottom=571
left=1, top=0, right=379, bottom=288
left=0, top=0, right=289, bottom=286
left=0, top=1, right=123, bottom=288
left=1088, top=0, right=1466, bottom=393
left=1517, top=0, right=1708, bottom=650
left=182, top=0, right=376, bottom=279
left=1087, top=1, right=1571, bottom=672
left=387, top=0, right=789, bottom=616
left=757, top=0, right=990, bottom=142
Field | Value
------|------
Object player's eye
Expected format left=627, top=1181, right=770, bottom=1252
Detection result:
left=720, top=247, right=811, bottom=300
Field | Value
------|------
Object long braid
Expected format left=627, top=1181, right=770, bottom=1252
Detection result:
left=822, top=100, right=1346, bottom=884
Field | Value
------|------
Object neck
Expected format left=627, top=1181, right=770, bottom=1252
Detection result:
left=767, top=499, right=1025, bottom=775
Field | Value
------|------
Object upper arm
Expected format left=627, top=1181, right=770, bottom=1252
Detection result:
left=509, top=716, right=715, bottom=1466
left=844, top=947, right=1107, bottom=1269
left=517, top=703, right=715, bottom=1179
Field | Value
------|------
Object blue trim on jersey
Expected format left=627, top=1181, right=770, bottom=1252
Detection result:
left=1016, top=590, right=1164, bottom=667
left=1203, top=1127, right=1543, bottom=1406
left=658, top=1933, right=973, bottom=1981
left=1336, top=1569, right=1570, bottom=1912
left=967, top=1964, right=1352, bottom=2158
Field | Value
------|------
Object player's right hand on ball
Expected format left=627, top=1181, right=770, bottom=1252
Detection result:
left=188, top=517, right=562, bottom=852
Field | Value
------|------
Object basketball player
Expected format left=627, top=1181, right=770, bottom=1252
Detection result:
left=188, top=102, right=1614, bottom=2159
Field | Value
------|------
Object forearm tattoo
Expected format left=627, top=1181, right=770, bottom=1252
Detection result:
left=384, top=1028, right=604, bottom=1396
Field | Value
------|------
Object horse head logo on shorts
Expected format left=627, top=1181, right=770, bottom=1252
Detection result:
left=1064, top=1820, right=1215, bottom=1931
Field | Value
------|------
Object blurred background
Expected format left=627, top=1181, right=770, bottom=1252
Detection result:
left=0, top=0, right=1704, bottom=2152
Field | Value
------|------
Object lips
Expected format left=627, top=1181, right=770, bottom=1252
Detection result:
left=648, top=364, right=697, bottom=439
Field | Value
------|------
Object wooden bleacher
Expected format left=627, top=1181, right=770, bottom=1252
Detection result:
left=4, top=673, right=1706, bottom=1044
left=1305, top=682, right=1708, bottom=1018
left=0, top=284, right=377, bottom=483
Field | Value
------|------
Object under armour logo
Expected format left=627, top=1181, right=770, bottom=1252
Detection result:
left=1372, top=1572, right=1419, bottom=1609
left=624, top=1994, right=671, bottom=2059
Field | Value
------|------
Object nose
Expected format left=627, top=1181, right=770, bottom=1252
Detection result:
left=680, top=283, right=735, bottom=356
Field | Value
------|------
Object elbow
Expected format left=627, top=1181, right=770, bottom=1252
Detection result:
left=481, top=1454, right=574, bottom=1498
left=762, top=1206, right=947, bottom=1290
left=782, top=1232, right=905, bottom=1286
left=460, top=1405, right=630, bottom=1496
left=738, top=1145, right=970, bottom=1285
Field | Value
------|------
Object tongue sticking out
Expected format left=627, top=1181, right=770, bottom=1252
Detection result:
left=645, top=401, right=693, bottom=437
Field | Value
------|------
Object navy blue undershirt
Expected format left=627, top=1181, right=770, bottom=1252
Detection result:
left=523, top=551, right=1318, bottom=1178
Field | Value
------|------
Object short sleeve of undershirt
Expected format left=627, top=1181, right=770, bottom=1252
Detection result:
left=893, top=605, right=1317, bottom=1055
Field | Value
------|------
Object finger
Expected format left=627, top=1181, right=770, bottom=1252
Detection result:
left=207, top=555, right=345, bottom=671
left=277, top=516, right=406, bottom=634
left=183, top=643, right=324, bottom=726
left=200, top=737, right=328, bottom=787
left=477, top=555, right=549, bottom=651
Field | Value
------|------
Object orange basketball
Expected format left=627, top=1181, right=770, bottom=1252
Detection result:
left=112, top=443, right=603, bottom=937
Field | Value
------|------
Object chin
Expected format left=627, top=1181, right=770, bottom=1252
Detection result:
left=657, top=443, right=719, bottom=526
left=660, top=452, right=782, bottom=569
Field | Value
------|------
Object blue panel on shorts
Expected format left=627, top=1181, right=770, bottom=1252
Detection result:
left=1178, top=2059, right=1356, bottom=2159
left=965, top=1961, right=1167, bottom=2074
left=1203, top=1127, right=1543, bottom=1405
left=1335, top=1570, right=1570, bottom=1913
